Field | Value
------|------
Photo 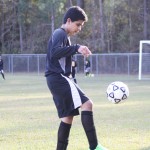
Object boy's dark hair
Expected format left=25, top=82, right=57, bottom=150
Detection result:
left=63, top=6, right=88, bottom=23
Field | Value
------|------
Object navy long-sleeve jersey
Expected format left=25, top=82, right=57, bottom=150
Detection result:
left=45, top=28, right=80, bottom=77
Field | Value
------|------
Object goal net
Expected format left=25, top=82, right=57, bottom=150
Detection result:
left=139, top=40, right=150, bottom=80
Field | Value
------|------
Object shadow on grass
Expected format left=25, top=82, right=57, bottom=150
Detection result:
left=140, top=146, right=150, bottom=150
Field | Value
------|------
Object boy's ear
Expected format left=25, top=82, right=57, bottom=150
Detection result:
left=67, top=18, right=72, bottom=23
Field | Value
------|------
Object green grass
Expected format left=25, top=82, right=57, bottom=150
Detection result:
left=0, top=74, right=150, bottom=150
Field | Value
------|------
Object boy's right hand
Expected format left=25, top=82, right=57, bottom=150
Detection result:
left=78, top=46, right=92, bottom=57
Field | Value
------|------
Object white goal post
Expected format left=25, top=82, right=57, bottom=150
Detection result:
left=139, top=40, right=150, bottom=80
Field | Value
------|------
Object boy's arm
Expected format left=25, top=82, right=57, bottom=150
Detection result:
left=51, top=44, right=79, bottom=59
left=50, top=30, right=79, bottom=59
left=50, top=29, right=92, bottom=59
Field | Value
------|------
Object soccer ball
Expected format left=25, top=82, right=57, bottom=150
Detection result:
left=106, top=81, right=129, bottom=104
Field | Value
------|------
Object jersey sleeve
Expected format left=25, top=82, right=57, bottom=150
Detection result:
left=49, top=29, right=80, bottom=59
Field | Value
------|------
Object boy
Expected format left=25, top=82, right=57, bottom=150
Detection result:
left=85, top=59, right=91, bottom=76
left=0, top=56, right=5, bottom=80
left=45, top=6, right=108, bottom=150
left=71, top=58, right=77, bottom=83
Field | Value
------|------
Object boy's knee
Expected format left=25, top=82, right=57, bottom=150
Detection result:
left=81, top=100, right=93, bottom=111
left=61, top=116, right=74, bottom=124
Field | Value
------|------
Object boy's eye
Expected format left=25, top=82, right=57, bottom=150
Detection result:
left=76, top=23, right=83, bottom=28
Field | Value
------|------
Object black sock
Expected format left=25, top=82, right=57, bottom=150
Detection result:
left=81, top=111, right=98, bottom=150
left=56, top=121, right=71, bottom=150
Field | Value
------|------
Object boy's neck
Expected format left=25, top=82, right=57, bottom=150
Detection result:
left=61, top=24, right=69, bottom=35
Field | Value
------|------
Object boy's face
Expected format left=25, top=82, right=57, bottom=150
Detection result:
left=66, top=18, right=85, bottom=36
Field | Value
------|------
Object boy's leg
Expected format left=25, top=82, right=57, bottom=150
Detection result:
left=57, top=117, right=73, bottom=150
left=81, top=111, right=98, bottom=150
left=1, top=72, right=5, bottom=79
left=74, top=78, right=77, bottom=83
left=1, top=70, right=5, bottom=79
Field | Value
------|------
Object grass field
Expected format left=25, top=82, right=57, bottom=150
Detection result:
left=0, top=74, right=150, bottom=150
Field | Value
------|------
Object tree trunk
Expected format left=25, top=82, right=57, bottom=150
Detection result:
left=109, top=0, right=114, bottom=53
left=143, top=0, right=147, bottom=39
left=77, top=0, right=84, bottom=8
left=18, top=0, right=23, bottom=52
left=51, top=2, right=55, bottom=33
left=1, top=0, right=5, bottom=53
left=91, top=0, right=96, bottom=51
left=128, top=0, right=132, bottom=51
left=99, top=0, right=105, bottom=51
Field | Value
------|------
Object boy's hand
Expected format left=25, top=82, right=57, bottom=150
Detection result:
left=78, top=46, right=92, bottom=57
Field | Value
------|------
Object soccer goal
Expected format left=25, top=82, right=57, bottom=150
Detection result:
left=139, top=40, right=150, bottom=80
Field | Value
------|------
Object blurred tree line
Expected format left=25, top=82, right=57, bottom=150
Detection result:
left=0, top=0, right=150, bottom=54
